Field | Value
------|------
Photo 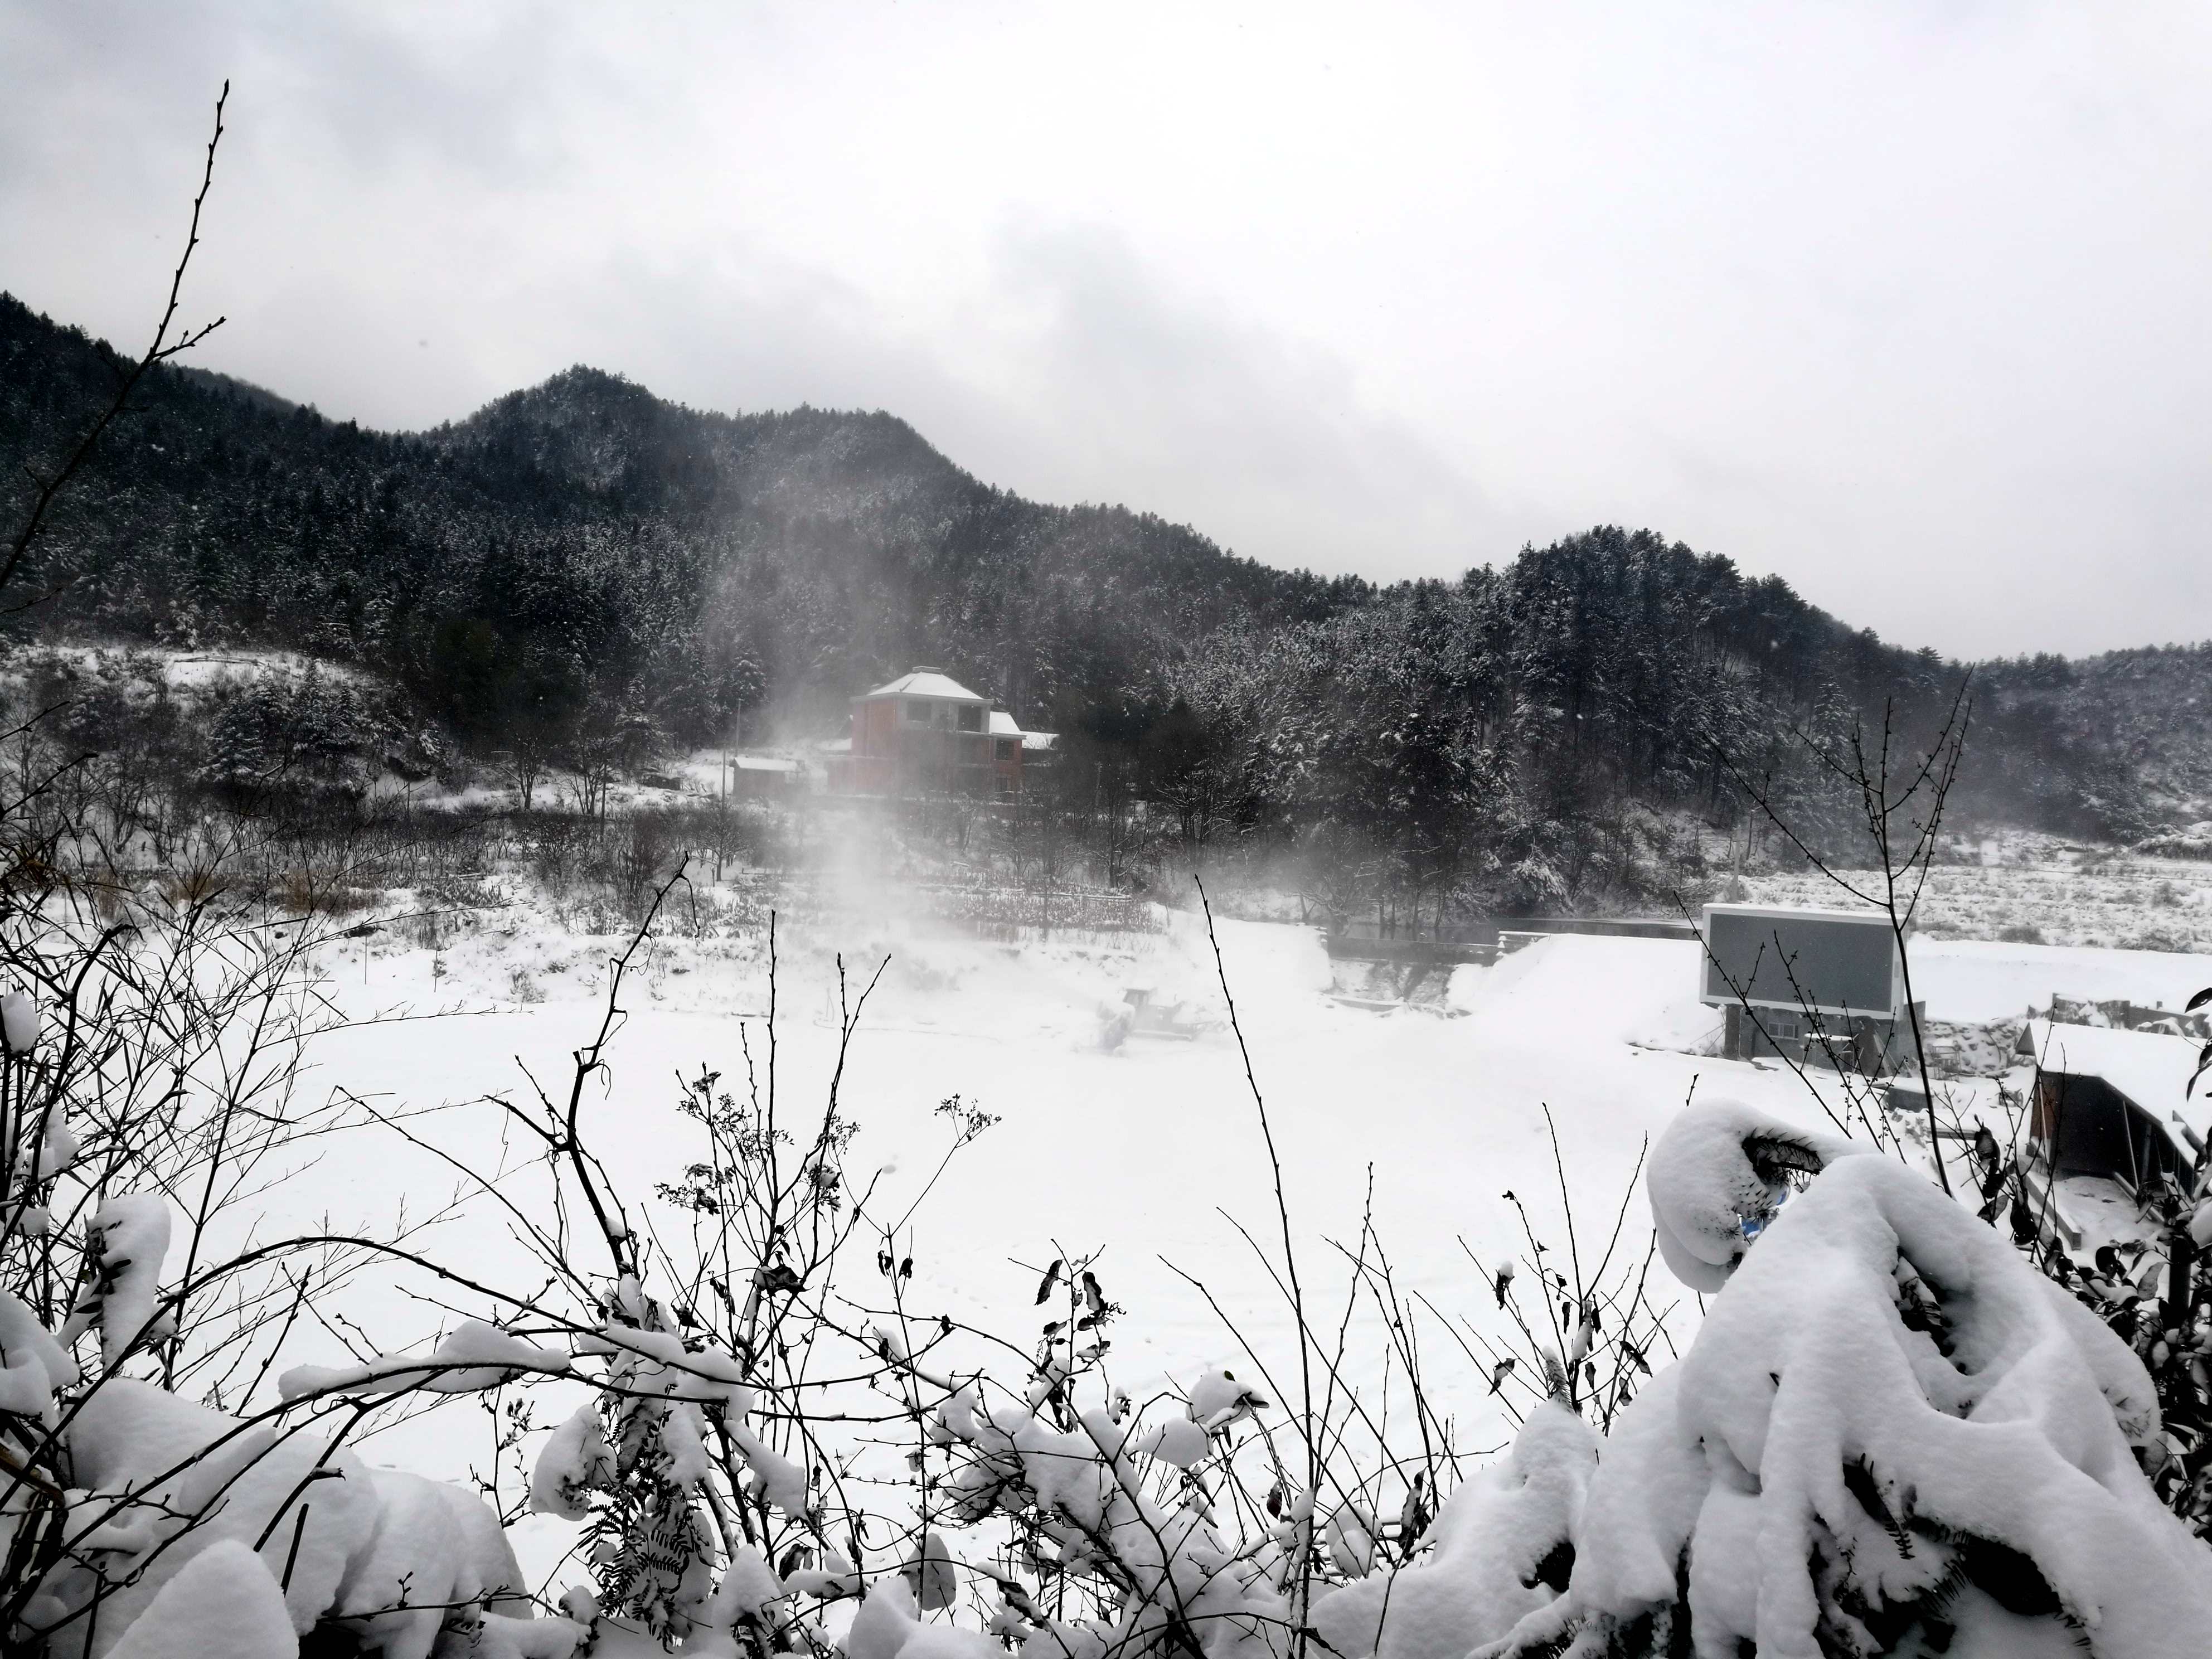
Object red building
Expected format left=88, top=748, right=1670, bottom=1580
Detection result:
left=827, top=668, right=1054, bottom=797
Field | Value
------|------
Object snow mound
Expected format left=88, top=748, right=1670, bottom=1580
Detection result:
left=55, top=1379, right=549, bottom=1659
left=1913, top=938, right=2212, bottom=1024
left=1311, top=1403, right=1596, bottom=1658
left=102, top=1541, right=297, bottom=1659
left=841, top=1578, right=998, bottom=1659
left=1461, top=937, right=1713, bottom=1050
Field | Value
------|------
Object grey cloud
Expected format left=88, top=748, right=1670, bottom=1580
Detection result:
left=408, top=219, right=1520, bottom=586
left=4, top=2, right=2210, bottom=657
left=928, top=224, right=1521, bottom=579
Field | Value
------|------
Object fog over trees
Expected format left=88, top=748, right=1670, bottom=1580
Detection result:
left=4, top=294, right=2202, bottom=929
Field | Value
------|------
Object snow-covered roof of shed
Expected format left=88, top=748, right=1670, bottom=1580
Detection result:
left=2018, top=1018, right=2210, bottom=1148
left=733, top=754, right=801, bottom=773
left=1022, top=731, right=1058, bottom=752
left=862, top=670, right=984, bottom=702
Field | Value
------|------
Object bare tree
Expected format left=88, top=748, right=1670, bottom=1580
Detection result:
left=5, top=83, right=230, bottom=610
left=1692, top=678, right=1972, bottom=1192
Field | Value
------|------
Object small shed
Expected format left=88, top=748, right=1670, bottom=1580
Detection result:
left=728, top=754, right=804, bottom=800
left=1699, top=903, right=1916, bottom=1072
left=2015, top=1019, right=2205, bottom=1197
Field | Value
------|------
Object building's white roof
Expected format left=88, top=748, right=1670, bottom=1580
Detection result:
left=733, top=754, right=801, bottom=773
left=863, top=670, right=984, bottom=702
left=988, top=710, right=1022, bottom=737
left=2019, top=1018, right=2210, bottom=1150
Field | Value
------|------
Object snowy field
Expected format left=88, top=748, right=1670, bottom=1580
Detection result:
left=1739, top=833, right=2212, bottom=953
left=273, top=901, right=2212, bottom=1594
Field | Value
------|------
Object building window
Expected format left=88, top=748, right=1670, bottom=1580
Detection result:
left=958, top=704, right=983, bottom=732
left=996, top=738, right=1017, bottom=761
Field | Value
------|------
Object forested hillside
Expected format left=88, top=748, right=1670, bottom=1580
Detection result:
left=1977, top=644, right=2212, bottom=828
left=1, top=295, right=1358, bottom=744
left=2, top=290, right=2202, bottom=908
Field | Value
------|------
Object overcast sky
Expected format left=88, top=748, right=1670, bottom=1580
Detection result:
left=4, top=3, right=2208, bottom=657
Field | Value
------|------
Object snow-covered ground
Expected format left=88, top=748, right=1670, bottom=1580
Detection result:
left=1910, top=936, right=2212, bottom=1021
left=271, top=898, right=2212, bottom=1594
left=1739, top=836, right=2212, bottom=953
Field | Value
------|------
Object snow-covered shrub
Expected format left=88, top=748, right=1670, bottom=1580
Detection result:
left=0, top=798, right=575, bottom=1656
left=1458, top=1101, right=2212, bottom=1658
left=32, top=1377, right=560, bottom=1658
left=1987, top=1001, right=2212, bottom=1540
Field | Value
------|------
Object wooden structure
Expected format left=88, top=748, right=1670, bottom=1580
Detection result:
left=726, top=754, right=803, bottom=800
left=2015, top=1020, right=2204, bottom=1198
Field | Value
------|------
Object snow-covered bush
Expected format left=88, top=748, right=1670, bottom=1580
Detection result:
left=0, top=833, right=1406, bottom=1656
left=2000, top=1120, right=2212, bottom=1542
left=40, top=1378, right=562, bottom=1658
left=0, top=803, right=573, bottom=1656
left=1448, top=1102, right=2212, bottom=1658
